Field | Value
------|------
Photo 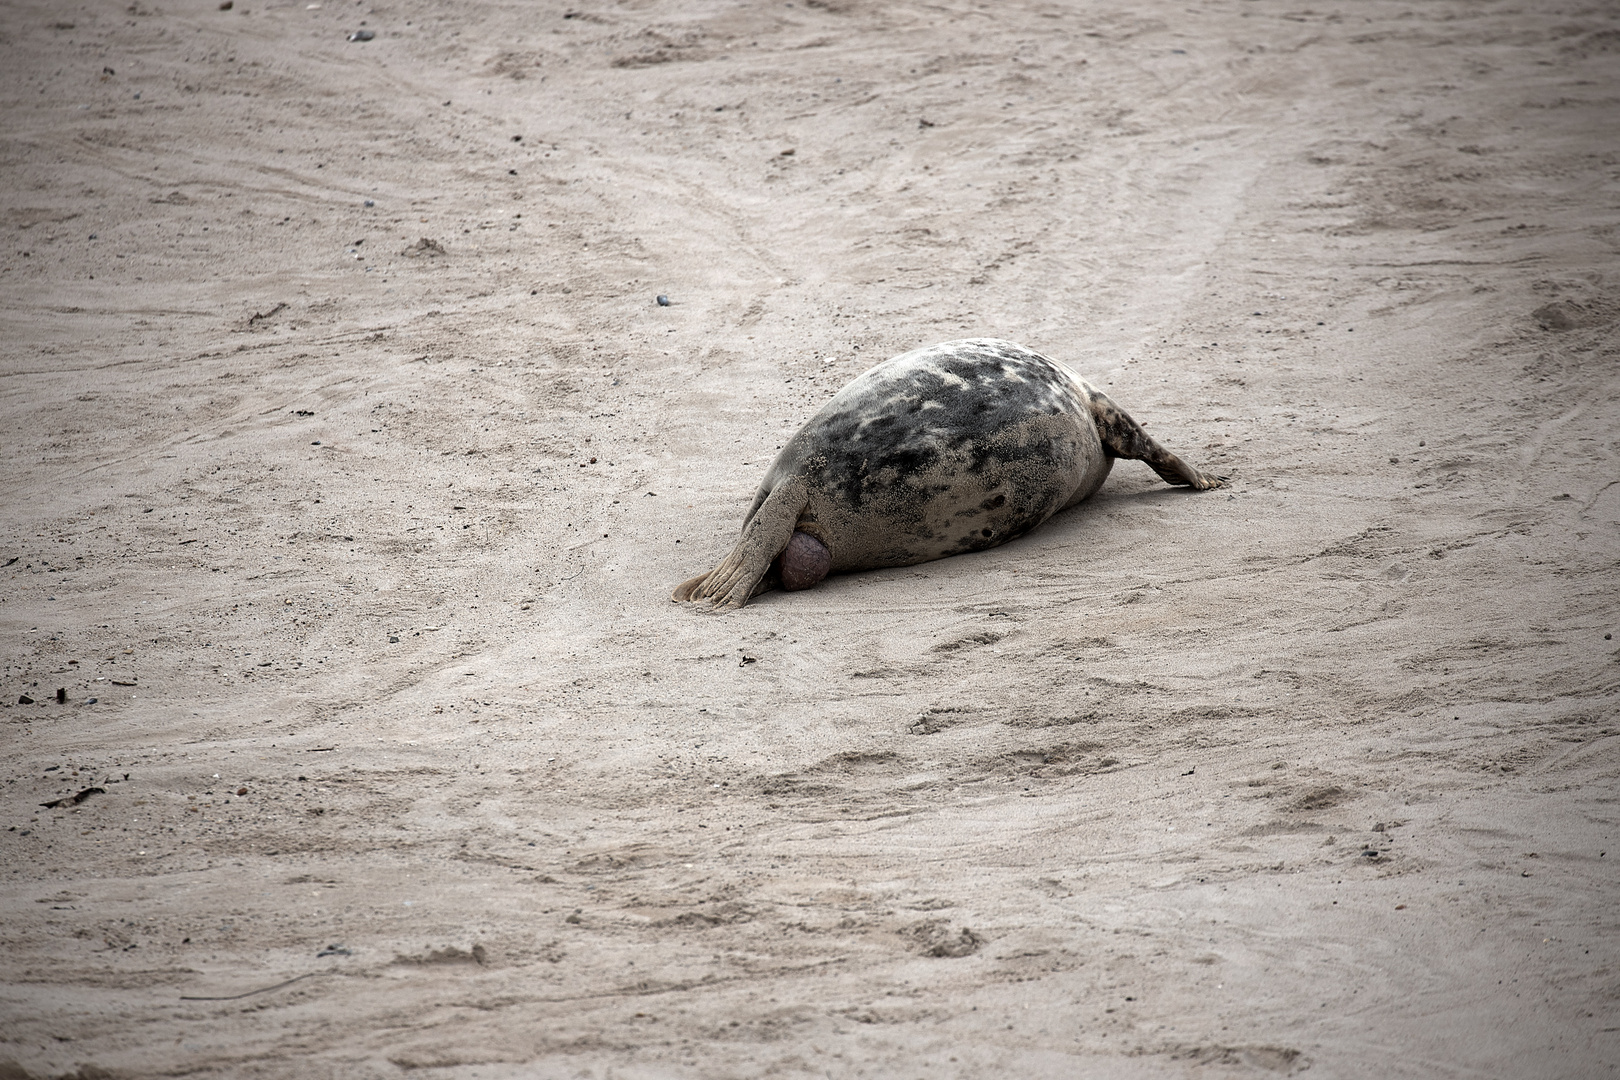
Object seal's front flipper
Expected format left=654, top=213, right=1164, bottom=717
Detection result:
left=671, top=480, right=808, bottom=610
left=1085, top=387, right=1228, bottom=491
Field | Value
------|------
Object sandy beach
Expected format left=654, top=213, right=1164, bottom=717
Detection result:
left=2, top=0, right=1617, bottom=1075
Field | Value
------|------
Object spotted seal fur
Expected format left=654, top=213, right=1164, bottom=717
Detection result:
left=673, top=338, right=1225, bottom=609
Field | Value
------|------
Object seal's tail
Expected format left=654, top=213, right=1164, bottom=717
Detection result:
left=672, top=480, right=808, bottom=610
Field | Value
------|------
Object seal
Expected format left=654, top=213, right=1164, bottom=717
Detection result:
left=672, top=338, right=1226, bottom=609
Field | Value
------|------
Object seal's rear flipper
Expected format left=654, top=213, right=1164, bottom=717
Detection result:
left=1085, top=387, right=1228, bottom=491
left=671, top=480, right=808, bottom=610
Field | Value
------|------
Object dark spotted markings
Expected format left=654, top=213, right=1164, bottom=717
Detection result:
left=769, top=343, right=1080, bottom=526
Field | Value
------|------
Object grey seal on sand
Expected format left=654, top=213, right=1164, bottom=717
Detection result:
left=673, top=338, right=1226, bottom=609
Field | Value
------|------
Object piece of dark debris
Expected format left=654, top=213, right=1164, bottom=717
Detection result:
left=41, top=787, right=105, bottom=809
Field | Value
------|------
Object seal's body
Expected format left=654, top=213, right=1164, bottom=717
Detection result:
left=673, top=339, right=1224, bottom=609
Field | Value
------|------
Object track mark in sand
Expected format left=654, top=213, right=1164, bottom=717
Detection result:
left=180, top=971, right=337, bottom=1002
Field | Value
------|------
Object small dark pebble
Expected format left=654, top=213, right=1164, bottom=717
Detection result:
left=363, top=199, right=375, bottom=207
left=18, top=695, right=33, bottom=705
left=348, top=29, right=375, bottom=41
left=1606, top=633, right=1612, bottom=640
left=317, top=944, right=353, bottom=957
left=656, top=294, right=670, bottom=306
left=312, top=441, right=321, bottom=446
left=389, top=635, right=400, bottom=643
left=219, top=0, right=232, bottom=8
left=85, top=697, right=97, bottom=704
left=55, top=688, right=66, bottom=704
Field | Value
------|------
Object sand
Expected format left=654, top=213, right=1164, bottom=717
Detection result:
left=2, top=0, right=1618, bottom=1076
